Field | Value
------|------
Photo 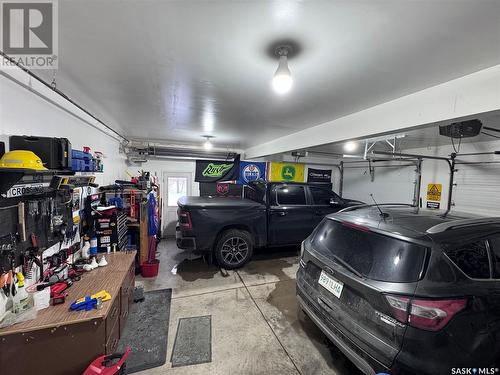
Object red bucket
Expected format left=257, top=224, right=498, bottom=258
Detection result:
left=141, top=259, right=160, bottom=277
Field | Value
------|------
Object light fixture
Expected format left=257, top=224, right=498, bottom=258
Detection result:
left=203, top=136, right=213, bottom=151
left=344, top=141, right=358, bottom=152
left=272, top=46, right=293, bottom=95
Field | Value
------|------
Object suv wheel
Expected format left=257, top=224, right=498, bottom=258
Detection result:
left=215, top=229, right=253, bottom=269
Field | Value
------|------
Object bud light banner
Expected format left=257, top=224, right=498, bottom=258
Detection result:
left=237, top=161, right=267, bottom=185
left=307, top=168, right=332, bottom=184
left=195, top=155, right=241, bottom=183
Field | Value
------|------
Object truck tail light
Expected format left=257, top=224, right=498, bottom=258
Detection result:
left=385, top=295, right=467, bottom=331
left=178, top=210, right=192, bottom=230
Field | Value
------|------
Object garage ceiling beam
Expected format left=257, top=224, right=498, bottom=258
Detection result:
left=244, top=65, right=500, bottom=159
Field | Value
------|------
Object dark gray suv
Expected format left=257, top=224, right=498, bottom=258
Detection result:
left=296, top=204, right=500, bottom=375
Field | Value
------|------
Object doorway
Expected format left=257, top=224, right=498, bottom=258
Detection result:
left=163, top=172, right=192, bottom=236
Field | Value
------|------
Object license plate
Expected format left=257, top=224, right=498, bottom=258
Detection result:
left=318, top=271, right=344, bottom=299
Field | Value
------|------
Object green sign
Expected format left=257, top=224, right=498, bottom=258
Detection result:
left=202, top=163, right=233, bottom=178
left=281, top=166, right=296, bottom=181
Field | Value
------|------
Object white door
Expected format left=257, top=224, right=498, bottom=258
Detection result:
left=163, top=172, right=192, bottom=236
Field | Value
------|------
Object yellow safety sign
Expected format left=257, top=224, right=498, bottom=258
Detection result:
left=268, top=162, right=305, bottom=182
left=427, top=183, right=442, bottom=202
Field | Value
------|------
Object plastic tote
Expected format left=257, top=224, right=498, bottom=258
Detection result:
left=141, top=259, right=160, bottom=277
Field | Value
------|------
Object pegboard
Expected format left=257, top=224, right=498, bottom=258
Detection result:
left=0, top=190, right=73, bottom=272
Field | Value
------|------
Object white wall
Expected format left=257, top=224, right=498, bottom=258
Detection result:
left=0, top=74, right=127, bottom=186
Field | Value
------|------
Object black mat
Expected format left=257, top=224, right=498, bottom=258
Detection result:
left=117, top=288, right=172, bottom=373
left=171, top=315, right=212, bottom=367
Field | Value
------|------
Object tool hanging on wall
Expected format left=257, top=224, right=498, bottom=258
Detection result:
left=18, top=202, right=26, bottom=242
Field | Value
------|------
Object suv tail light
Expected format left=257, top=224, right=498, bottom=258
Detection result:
left=385, top=295, right=467, bottom=331
left=178, top=209, right=192, bottom=230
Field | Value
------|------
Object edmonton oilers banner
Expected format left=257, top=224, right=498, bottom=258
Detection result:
left=237, top=161, right=267, bottom=185
left=195, top=155, right=241, bottom=183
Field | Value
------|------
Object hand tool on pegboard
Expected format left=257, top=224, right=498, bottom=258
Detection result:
left=17, top=202, right=26, bottom=242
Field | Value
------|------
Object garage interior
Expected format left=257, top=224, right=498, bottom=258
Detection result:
left=0, top=1, right=499, bottom=374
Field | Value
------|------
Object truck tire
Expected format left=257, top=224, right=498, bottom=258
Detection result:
left=215, top=229, right=253, bottom=269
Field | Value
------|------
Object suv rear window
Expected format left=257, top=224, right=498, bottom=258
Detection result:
left=444, top=240, right=491, bottom=279
left=489, top=235, right=500, bottom=278
left=311, top=219, right=427, bottom=282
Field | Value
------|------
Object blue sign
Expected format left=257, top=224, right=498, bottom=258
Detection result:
left=237, top=161, right=267, bottom=184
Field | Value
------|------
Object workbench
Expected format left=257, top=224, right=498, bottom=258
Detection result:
left=0, top=251, right=136, bottom=375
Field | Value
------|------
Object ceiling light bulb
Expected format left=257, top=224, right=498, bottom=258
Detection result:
left=204, top=139, right=213, bottom=150
left=272, top=54, right=293, bottom=95
left=344, top=141, right=358, bottom=152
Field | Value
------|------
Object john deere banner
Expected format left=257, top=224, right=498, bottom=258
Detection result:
left=237, top=161, right=267, bottom=185
left=268, top=162, right=305, bottom=182
left=307, top=168, right=332, bottom=184
left=195, top=155, right=240, bottom=183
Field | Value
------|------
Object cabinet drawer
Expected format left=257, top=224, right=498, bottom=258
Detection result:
left=123, top=264, right=135, bottom=290
left=121, top=279, right=133, bottom=310
left=119, top=278, right=134, bottom=334
left=105, top=294, right=120, bottom=341
left=105, top=316, right=120, bottom=354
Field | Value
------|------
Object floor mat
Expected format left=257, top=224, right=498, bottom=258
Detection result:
left=171, top=315, right=212, bottom=367
left=117, top=288, right=172, bottom=374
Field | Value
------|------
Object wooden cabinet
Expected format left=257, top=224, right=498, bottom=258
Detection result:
left=0, top=252, right=135, bottom=375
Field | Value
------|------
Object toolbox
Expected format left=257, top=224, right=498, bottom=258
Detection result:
left=9, top=136, right=72, bottom=170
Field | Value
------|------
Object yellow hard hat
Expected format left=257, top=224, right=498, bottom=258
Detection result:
left=0, top=150, right=48, bottom=170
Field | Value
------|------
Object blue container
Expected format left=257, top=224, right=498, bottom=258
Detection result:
left=90, top=236, right=98, bottom=256
left=72, top=149, right=92, bottom=161
left=72, top=158, right=95, bottom=172
left=71, top=158, right=83, bottom=171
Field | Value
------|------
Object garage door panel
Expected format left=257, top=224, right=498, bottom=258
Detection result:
left=343, top=165, right=416, bottom=204
left=453, top=164, right=500, bottom=216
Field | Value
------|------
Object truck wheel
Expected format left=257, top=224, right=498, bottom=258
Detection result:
left=215, top=229, right=253, bottom=269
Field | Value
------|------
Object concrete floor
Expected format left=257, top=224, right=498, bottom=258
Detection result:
left=135, top=240, right=362, bottom=375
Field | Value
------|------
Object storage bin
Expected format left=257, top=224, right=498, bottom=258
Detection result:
left=71, top=149, right=92, bottom=160
left=141, top=259, right=160, bottom=277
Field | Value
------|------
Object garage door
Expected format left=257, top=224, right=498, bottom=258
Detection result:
left=343, top=163, right=417, bottom=204
left=453, top=163, right=500, bottom=216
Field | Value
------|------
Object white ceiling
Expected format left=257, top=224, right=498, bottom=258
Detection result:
left=38, top=0, right=500, bottom=149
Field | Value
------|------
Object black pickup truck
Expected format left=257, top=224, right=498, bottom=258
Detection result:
left=176, top=182, right=362, bottom=268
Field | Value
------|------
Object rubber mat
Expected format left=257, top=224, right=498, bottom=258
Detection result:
left=117, top=288, right=172, bottom=373
left=171, top=315, right=212, bottom=367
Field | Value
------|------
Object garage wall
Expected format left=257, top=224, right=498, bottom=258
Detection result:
left=342, top=161, right=417, bottom=204
left=407, top=139, right=500, bottom=215
left=0, top=74, right=127, bottom=186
